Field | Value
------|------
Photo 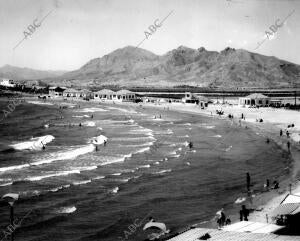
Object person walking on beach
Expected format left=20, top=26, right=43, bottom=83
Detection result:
left=286, top=130, right=290, bottom=138
left=216, top=209, right=226, bottom=228
left=246, top=172, right=251, bottom=192
left=280, top=129, right=283, bottom=137
left=239, top=205, right=249, bottom=221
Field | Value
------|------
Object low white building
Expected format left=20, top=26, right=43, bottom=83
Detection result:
left=93, top=89, right=117, bottom=101
left=182, top=92, right=209, bottom=108
left=239, top=93, right=270, bottom=107
left=93, top=89, right=136, bottom=102
left=49, top=86, right=66, bottom=97
left=116, top=89, right=136, bottom=102
left=0, top=79, right=15, bottom=88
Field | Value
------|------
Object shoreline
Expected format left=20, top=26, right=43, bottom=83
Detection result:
left=11, top=96, right=300, bottom=227
left=110, top=101, right=300, bottom=225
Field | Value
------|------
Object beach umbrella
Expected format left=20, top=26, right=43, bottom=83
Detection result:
left=2, top=193, right=19, bottom=241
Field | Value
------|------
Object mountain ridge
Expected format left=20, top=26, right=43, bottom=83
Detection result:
left=2, top=46, right=300, bottom=88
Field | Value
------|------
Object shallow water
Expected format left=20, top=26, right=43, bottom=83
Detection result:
left=0, top=99, right=292, bottom=241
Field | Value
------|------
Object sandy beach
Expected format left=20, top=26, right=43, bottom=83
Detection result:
left=105, top=100, right=300, bottom=225
left=10, top=96, right=300, bottom=233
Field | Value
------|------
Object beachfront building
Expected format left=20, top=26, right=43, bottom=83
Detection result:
left=49, top=86, right=66, bottom=97
left=63, top=88, right=80, bottom=98
left=0, top=78, right=16, bottom=88
left=271, top=192, right=300, bottom=233
left=93, top=89, right=117, bottom=101
left=182, top=92, right=209, bottom=108
left=116, top=89, right=136, bottom=102
left=239, top=93, right=270, bottom=107
left=79, top=89, right=93, bottom=99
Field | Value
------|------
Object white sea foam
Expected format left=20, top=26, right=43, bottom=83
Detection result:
left=72, top=115, right=91, bottom=118
left=212, top=135, right=222, bottom=138
left=83, top=121, right=96, bottom=127
left=225, top=146, right=232, bottom=152
left=31, top=144, right=95, bottom=166
left=56, top=206, right=77, bottom=214
left=138, top=164, right=151, bottom=169
left=93, top=176, right=105, bottom=180
left=235, top=197, right=246, bottom=204
left=0, top=182, right=13, bottom=186
left=154, top=169, right=172, bottom=174
left=134, top=147, right=150, bottom=154
left=110, top=186, right=119, bottom=194
left=25, top=170, right=81, bottom=181
left=76, top=107, right=107, bottom=113
left=27, top=101, right=54, bottom=106
left=9, top=135, right=55, bottom=151
left=111, top=173, right=122, bottom=176
left=73, top=180, right=92, bottom=186
left=0, top=163, right=30, bottom=173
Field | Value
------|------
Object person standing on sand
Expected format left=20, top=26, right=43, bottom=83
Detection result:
left=246, top=172, right=251, bottom=191
left=239, top=205, right=249, bottom=221
left=280, top=129, right=283, bottom=137
left=287, top=141, right=291, bottom=152
left=286, top=130, right=290, bottom=138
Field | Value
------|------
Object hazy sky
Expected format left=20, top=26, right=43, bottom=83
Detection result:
left=0, top=0, right=299, bottom=71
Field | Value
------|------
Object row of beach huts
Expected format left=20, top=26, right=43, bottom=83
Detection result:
left=48, top=87, right=138, bottom=102
left=48, top=87, right=275, bottom=107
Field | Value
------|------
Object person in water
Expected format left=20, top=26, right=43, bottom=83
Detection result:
left=246, top=172, right=251, bottom=191
left=104, top=140, right=107, bottom=147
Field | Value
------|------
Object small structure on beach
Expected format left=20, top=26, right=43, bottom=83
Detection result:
left=270, top=193, right=300, bottom=234
left=93, top=89, right=117, bottom=101
left=166, top=226, right=299, bottom=241
left=182, top=92, right=209, bottom=108
left=49, top=86, right=66, bottom=97
left=116, top=89, right=136, bottom=102
left=239, top=93, right=270, bottom=107
left=79, top=89, right=93, bottom=99
left=63, top=88, right=80, bottom=98
left=0, top=78, right=16, bottom=88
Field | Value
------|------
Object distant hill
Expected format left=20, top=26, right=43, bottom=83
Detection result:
left=58, top=46, right=300, bottom=89
left=3, top=46, right=300, bottom=89
left=0, top=65, right=66, bottom=81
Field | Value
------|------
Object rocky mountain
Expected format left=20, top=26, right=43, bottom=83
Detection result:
left=0, top=65, right=66, bottom=81
left=3, top=46, right=300, bottom=89
left=59, top=46, right=300, bottom=88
